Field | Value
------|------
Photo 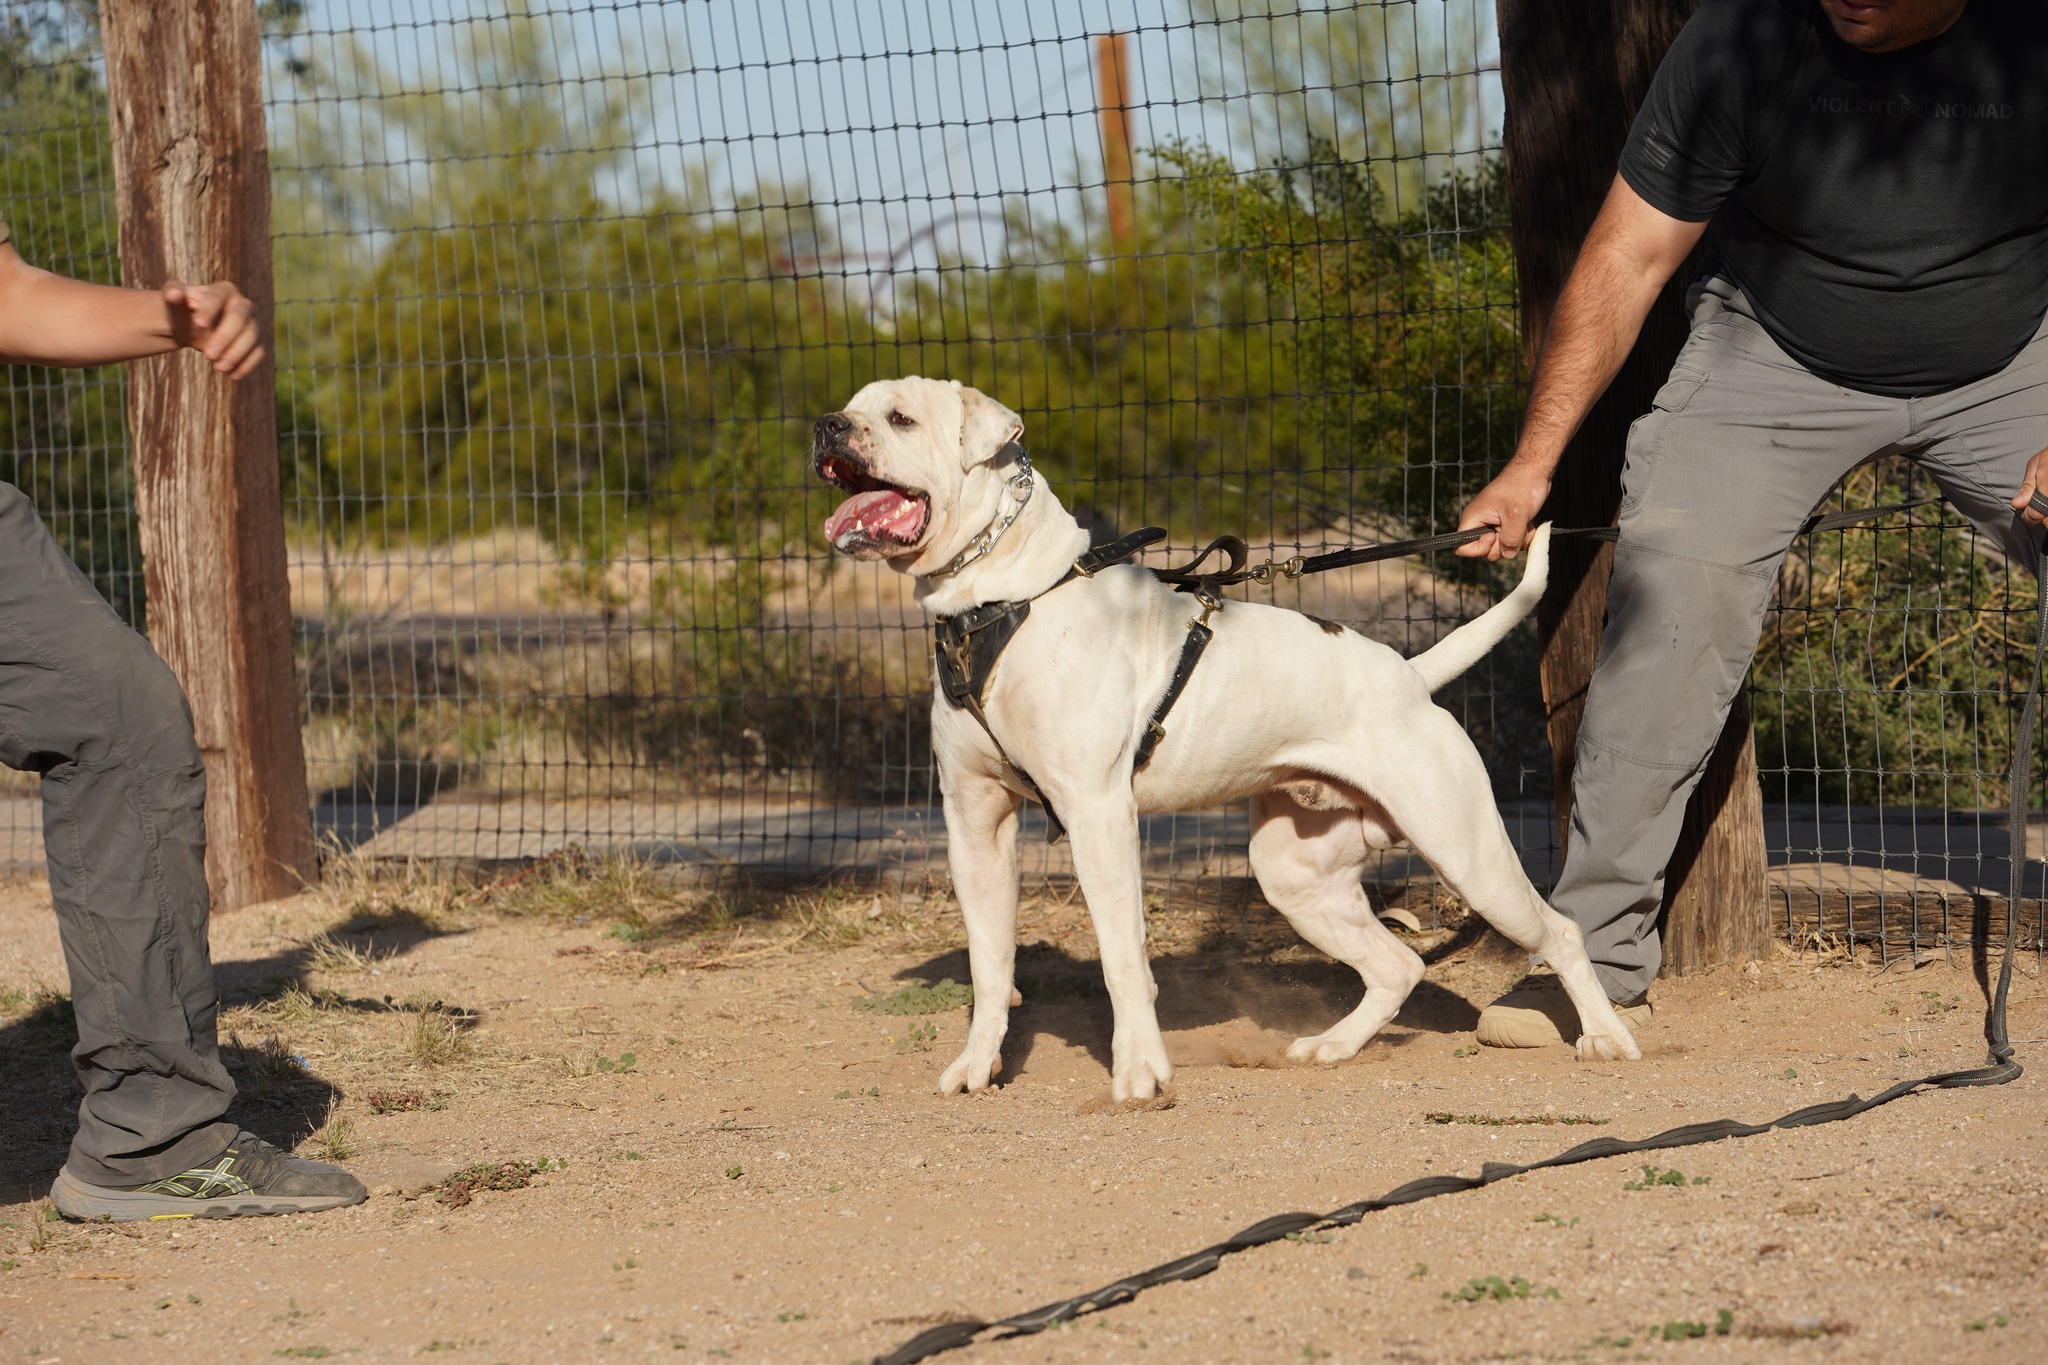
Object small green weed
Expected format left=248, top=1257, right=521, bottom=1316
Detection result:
left=1966, top=1313, right=2011, bottom=1331
left=274, top=1350, right=333, bottom=1360
left=1782, top=1067, right=1799, bottom=1080
left=1452, top=1044, right=1479, bottom=1058
left=851, top=979, right=972, bottom=1015
left=833, top=1089, right=851, bottom=1099
left=725, top=1165, right=744, bottom=1180
left=894, top=1020, right=939, bottom=1053
left=613, top=1258, right=640, bottom=1271
left=1442, top=1275, right=1558, bottom=1303
left=1658, top=1310, right=1734, bottom=1340
left=1409, top=1262, right=1429, bottom=1279
left=1284, top=1230, right=1334, bottom=1244
left=1624, top=1165, right=1710, bottom=1190
left=777, top=1312, right=808, bottom=1323
left=1532, top=1212, right=1579, bottom=1228
left=595, top=1052, right=637, bottom=1074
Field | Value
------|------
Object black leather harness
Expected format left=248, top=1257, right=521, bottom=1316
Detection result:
left=933, top=526, right=1223, bottom=842
left=935, top=500, right=1931, bottom=844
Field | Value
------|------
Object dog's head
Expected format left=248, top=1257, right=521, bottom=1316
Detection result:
left=813, top=377, right=1025, bottom=566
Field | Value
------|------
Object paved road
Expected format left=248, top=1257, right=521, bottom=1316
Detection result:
left=0, top=795, right=2040, bottom=900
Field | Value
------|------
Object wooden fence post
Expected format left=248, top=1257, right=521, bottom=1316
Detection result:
left=1495, top=0, right=1767, bottom=972
left=99, top=0, right=316, bottom=910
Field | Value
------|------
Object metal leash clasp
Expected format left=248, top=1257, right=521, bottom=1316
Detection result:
left=1247, top=556, right=1304, bottom=585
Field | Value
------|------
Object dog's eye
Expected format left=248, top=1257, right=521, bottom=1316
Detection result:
left=887, top=411, right=917, bottom=430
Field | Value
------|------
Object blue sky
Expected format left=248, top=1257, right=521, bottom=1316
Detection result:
left=288, top=1, right=1500, bottom=267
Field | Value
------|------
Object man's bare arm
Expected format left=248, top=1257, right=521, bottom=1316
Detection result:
left=0, top=242, right=264, bottom=378
left=1456, top=175, right=1707, bottom=560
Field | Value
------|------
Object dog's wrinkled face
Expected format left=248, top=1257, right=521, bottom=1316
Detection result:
left=813, top=377, right=1024, bottom=565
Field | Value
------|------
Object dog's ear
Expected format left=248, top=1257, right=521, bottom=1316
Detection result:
left=956, top=383, right=1024, bottom=468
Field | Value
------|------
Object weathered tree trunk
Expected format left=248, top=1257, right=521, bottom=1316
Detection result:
left=100, top=1, right=316, bottom=910
left=1495, top=0, right=1766, bottom=973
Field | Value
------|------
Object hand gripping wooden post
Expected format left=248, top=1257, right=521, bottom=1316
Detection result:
left=1495, top=0, right=1766, bottom=972
left=99, top=1, right=316, bottom=910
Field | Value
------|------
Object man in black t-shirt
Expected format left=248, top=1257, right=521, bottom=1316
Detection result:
left=1453, top=0, right=2048, bottom=1047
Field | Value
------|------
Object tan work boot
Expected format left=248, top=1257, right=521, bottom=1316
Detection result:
left=1474, top=971, right=1652, bottom=1049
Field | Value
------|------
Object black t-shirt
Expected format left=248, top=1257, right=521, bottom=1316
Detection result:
left=1619, top=0, right=2048, bottom=396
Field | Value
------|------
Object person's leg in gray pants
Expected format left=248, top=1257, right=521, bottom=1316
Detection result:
left=0, top=480, right=238, bottom=1185
left=1554, top=282, right=2048, bottom=1004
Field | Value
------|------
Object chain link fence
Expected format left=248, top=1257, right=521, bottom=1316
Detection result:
left=0, top=1, right=2039, bottom=955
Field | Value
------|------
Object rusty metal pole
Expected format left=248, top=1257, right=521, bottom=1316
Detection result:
left=1096, top=33, right=1135, bottom=247
left=99, top=0, right=316, bottom=910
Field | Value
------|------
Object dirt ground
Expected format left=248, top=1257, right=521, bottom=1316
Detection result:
left=1, top=862, right=2043, bottom=1365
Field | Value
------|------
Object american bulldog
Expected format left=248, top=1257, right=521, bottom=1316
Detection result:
left=814, top=377, right=1641, bottom=1100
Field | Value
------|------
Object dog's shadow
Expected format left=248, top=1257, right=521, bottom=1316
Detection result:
left=896, top=941, right=1481, bottom=1081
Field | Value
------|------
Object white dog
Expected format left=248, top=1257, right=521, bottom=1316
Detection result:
left=815, top=377, right=1641, bottom=1100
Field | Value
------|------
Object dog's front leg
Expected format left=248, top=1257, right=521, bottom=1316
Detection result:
left=938, top=772, right=1023, bottom=1094
left=1062, top=794, right=1172, bottom=1101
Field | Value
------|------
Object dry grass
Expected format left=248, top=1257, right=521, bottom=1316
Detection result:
left=401, top=1002, right=474, bottom=1068
left=303, top=933, right=383, bottom=975
left=302, top=1100, right=359, bottom=1163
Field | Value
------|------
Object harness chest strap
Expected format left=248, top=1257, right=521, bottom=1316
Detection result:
left=931, top=527, right=1180, bottom=844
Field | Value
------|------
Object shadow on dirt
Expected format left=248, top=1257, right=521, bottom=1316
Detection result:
left=0, top=909, right=465, bottom=1205
left=895, top=941, right=1483, bottom=1080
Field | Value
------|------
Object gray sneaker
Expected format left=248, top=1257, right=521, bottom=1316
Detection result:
left=50, top=1131, right=367, bottom=1222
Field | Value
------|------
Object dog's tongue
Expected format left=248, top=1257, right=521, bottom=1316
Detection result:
left=824, top=489, right=926, bottom=545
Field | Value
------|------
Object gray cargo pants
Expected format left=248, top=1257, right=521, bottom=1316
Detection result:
left=1560, top=279, right=2048, bottom=1002
left=0, top=481, right=235, bottom=1186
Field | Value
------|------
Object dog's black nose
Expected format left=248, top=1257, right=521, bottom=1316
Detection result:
left=814, top=412, right=852, bottom=442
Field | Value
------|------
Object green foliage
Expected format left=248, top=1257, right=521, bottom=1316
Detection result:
left=1156, top=140, right=1521, bottom=533
left=850, top=978, right=972, bottom=1015
left=1752, top=463, right=2039, bottom=808
left=1442, top=1275, right=1558, bottom=1303
left=0, top=13, right=140, bottom=624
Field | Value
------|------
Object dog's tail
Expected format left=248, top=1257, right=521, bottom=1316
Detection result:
left=1407, top=522, right=1551, bottom=693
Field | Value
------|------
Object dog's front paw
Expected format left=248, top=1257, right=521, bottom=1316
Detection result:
left=1574, top=1030, right=1643, bottom=1062
left=938, top=1041, right=1004, bottom=1094
left=1285, top=1030, right=1364, bottom=1066
left=1110, top=1034, right=1173, bottom=1102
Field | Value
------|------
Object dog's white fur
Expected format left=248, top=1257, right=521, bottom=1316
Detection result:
left=816, top=377, right=1641, bottom=1099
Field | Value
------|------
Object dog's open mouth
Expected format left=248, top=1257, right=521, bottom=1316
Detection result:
left=819, top=453, right=930, bottom=551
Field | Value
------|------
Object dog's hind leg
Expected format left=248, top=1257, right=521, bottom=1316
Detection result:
left=1248, top=790, right=1424, bottom=1064
left=1353, top=709, right=1642, bottom=1062
left=938, top=771, right=1025, bottom=1094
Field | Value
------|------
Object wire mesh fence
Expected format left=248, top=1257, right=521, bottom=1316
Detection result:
left=0, top=0, right=2039, bottom=956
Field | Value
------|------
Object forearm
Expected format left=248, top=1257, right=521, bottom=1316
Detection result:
left=0, top=249, right=177, bottom=368
left=1507, top=205, right=1694, bottom=488
left=1510, top=247, right=1671, bottom=480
